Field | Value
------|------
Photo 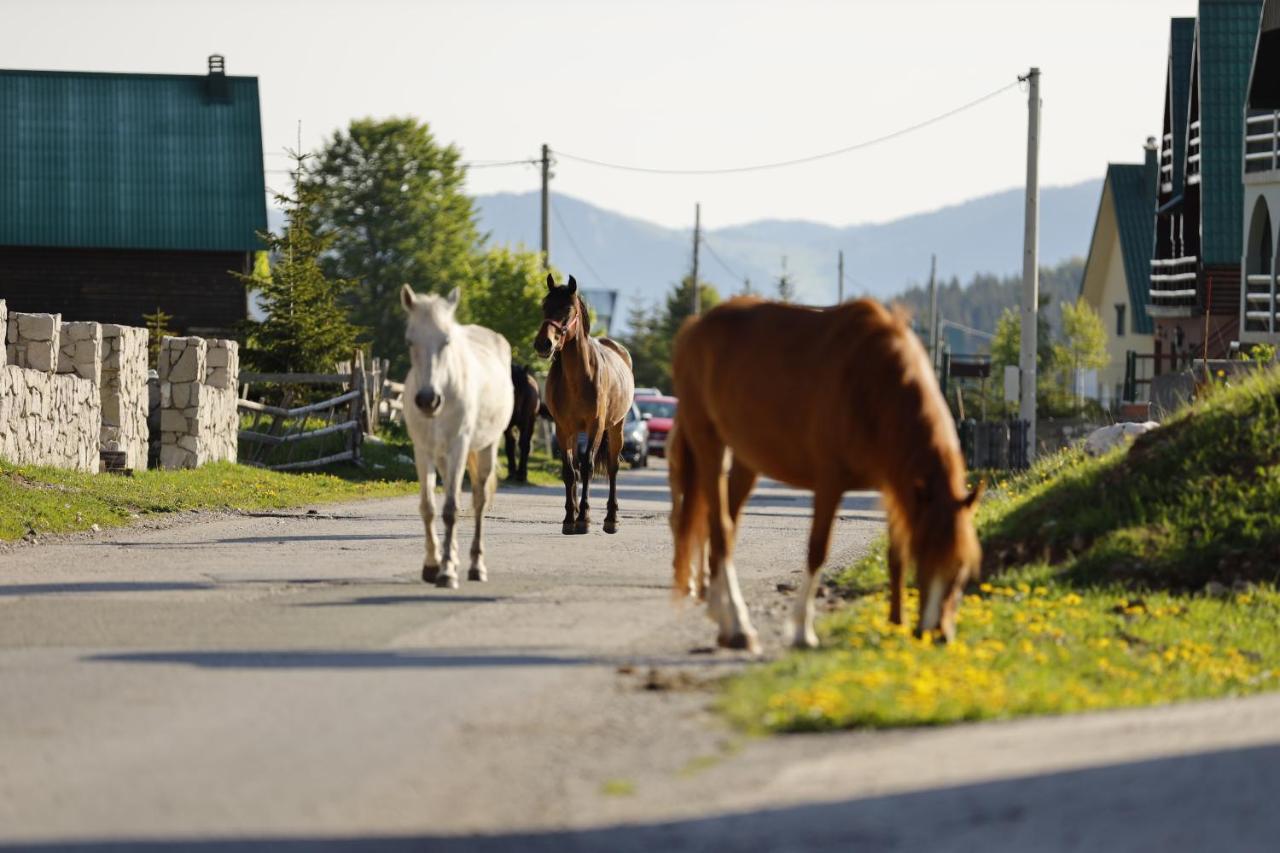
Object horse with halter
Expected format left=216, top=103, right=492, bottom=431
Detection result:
left=534, top=274, right=635, bottom=535
left=401, top=285, right=514, bottom=588
left=669, top=296, right=982, bottom=651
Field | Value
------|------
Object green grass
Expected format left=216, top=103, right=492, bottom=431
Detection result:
left=0, top=459, right=416, bottom=541
left=0, top=425, right=565, bottom=542
left=723, top=367, right=1280, bottom=732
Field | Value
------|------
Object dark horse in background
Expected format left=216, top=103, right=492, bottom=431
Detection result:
left=534, top=274, right=635, bottom=535
left=504, top=364, right=542, bottom=482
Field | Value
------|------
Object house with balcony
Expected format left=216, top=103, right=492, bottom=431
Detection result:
left=1081, top=141, right=1159, bottom=404
left=1240, top=0, right=1280, bottom=344
left=1148, top=2, right=1262, bottom=367
left=0, top=56, right=266, bottom=338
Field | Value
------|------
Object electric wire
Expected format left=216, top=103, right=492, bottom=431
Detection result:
left=553, top=79, right=1021, bottom=175
left=550, top=200, right=612, bottom=290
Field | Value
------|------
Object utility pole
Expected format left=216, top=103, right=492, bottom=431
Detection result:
left=927, top=254, right=938, bottom=369
left=1019, top=67, right=1041, bottom=464
left=837, top=250, right=845, bottom=303
left=692, top=202, right=701, bottom=316
left=540, top=144, right=551, bottom=270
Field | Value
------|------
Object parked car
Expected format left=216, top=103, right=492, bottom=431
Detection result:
left=551, top=403, right=649, bottom=469
left=633, top=386, right=663, bottom=397
left=634, top=394, right=676, bottom=457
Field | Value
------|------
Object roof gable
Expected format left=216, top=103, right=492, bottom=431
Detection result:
left=1108, top=164, right=1157, bottom=334
left=1193, top=0, right=1264, bottom=265
left=0, top=67, right=267, bottom=252
left=1166, top=18, right=1197, bottom=196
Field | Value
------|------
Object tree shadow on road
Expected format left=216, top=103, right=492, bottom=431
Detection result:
left=7, top=743, right=1279, bottom=851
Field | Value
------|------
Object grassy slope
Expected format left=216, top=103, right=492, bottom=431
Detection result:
left=0, top=428, right=564, bottom=542
left=723, top=368, right=1280, bottom=732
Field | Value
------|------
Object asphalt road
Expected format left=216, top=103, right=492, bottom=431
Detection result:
left=2, top=460, right=1278, bottom=851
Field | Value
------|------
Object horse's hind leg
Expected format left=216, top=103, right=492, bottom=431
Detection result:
left=414, top=446, right=441, bottom=583
left=504, top=426, right=518, bottom=481
left=517, top=419, right=533, bottom=482
left=699, top=444, right=758, bottom=653
left=468, top=443, right=498, bottom=582
left=603, top=420, right=623, bottom=534
left=791, top=485, right=840, bottom=649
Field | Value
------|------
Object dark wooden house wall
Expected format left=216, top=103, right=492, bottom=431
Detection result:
left=0, top=246, right=250, bottom=337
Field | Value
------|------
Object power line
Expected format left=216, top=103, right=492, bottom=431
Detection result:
left=550, top=200, right=611, bottom=290
left=463, top=158, right=539, bottom=169
left=699, top=234, right=744, bottom=282
left=553, top=79, right=1021, bottom=176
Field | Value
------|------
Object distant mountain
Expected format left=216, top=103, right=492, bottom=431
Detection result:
left=475, top=179, right=1102, bottom=327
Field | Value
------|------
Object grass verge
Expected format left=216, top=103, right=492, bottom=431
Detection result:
left=1, top=427, right=564, bottom=542
left=723, top=367, right=1280, bottom=732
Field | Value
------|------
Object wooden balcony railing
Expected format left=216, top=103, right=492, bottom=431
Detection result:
left=1245, top=110, right=1280, bottom=176
left=1242, top=272, right=1280, bottom=333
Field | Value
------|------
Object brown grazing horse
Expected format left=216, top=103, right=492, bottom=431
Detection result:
left=669, top=296, right=982, bottom=651
left=534, top=274, right=636, bottom=535
left=504, top=364, right=542, bottom=482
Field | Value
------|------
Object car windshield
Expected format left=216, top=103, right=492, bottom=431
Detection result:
left=636, top=399, right=676, bottom=419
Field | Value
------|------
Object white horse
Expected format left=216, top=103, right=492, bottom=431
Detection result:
left=401, top=285, right=515, bottom=588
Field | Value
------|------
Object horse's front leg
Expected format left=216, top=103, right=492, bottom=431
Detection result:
left=503, top=426, right=517, bottom=481
left=603, top=419, right=624, bottom=534
left=556, top=425, right=577, bottom=535
left=414, top=443, right=440, bottom=583
left=468, top=443, right=499, bottom=582
left=575, top=425, right=598, bottom=535
left=434, top=440, right=469, bottom=589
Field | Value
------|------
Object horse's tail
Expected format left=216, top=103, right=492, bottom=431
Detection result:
left=668, top=422, right=706, bottom=601
left=592, top=431, right=612, bottom=478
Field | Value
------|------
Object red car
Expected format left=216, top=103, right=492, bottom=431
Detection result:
left=634, top=394, right=677, bottom=457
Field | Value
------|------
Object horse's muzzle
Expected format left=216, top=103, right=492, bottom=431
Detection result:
left=414, top=388, right=443, bottom=416
left=533, top=337, right=553, bottom=358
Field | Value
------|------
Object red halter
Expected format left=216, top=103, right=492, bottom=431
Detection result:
left=542, top=308, right=579, bottom=345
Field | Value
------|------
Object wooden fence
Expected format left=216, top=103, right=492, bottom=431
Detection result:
left=236, top=351, right=379, bottom=471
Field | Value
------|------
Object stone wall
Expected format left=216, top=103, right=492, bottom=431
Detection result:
left=100, top=325, right=150, bottom=470
left=158, top=336, right=239, bottom=469
left=57, top=321, right=103, bottom=385
left=0, top=306, right=101, bottom=472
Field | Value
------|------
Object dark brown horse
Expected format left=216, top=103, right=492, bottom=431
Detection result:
left=504, top=364, right=542, bottom=482
left=669, top=296, right=982, bottom=652
left=534, top=274, right=635, bottom=535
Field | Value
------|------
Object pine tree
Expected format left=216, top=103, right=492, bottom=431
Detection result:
left=141, top=306, right=175, bottom=369
left=238, top=150, right=362, bottom=374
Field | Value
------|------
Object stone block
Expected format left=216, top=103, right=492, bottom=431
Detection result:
left=25, top=342, right=56, bottom=373
left=160, top=409, right=188, bottom=432
left=159, top=444, right=193, bottom=470
left=17, top=313, right=58, bottom=341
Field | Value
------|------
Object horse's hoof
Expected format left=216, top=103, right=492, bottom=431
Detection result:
left=422, top=564, right=440, bottom=583
left=467, top=567, right=487, bottom=582
left=603, top=519, right=619, bottom=535
left=719, top=631, right=761, bottom=654
left=573, top=521, right=590, bottom=535
left=562, top=522, right=576, bottom=535
left=792, top=629, right=820, bottom=650
left=434, top=573, right=460, bottom=590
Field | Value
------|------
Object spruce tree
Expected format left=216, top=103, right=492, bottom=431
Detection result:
left=238, top=150, right=362, bottom=374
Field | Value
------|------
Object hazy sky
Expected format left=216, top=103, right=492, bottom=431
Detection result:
left=2, top=0, right=1197, bottom=230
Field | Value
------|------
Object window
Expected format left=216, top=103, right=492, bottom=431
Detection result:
left=1115, top=304, right=1126, bottom=337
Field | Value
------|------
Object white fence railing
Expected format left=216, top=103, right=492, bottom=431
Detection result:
left=1150, top=255, right=1199, bottom=306
left=1245, top=110, right=1280, bottom=175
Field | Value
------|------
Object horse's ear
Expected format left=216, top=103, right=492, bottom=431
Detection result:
left=400, top=284, right=417, bottom=312
left=962, top=479, right=986, bottom=509
left=546, top=273, right=557, bottom=292
left=445, top=287, right=461, bottom=312
left=567, top=275, right=578, bottom=295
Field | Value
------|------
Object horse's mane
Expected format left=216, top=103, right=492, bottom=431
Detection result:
left=576, top=294, right=592, bottom=337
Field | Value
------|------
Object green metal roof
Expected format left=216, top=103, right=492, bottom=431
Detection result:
left=1194, top=0, right=1263, bottom=266
left=0, top=67, right=266, bottom=252
left=1168, top=18, right=1196, bottom=195
left=1109, top=164, right=1157, bottom=335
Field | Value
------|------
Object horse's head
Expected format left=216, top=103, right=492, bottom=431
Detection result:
left=910, top=475, right=984, bottom=642
left=401, top=284, right=461, bottom=418
left=534, top=274, right=584, bottom=359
